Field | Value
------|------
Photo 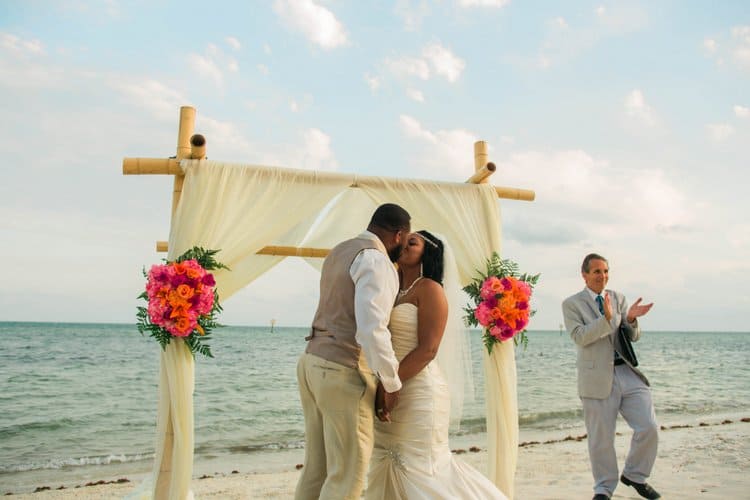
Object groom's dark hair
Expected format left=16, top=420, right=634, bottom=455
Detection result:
left=369, top=203, right=411, bottom=232
left=417, top=230, right=444, bottom=286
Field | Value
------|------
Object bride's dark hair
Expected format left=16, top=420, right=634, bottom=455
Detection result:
left=417, top=230, right=444, bottom=286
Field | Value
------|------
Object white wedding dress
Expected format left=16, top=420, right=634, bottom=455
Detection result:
left=366, top=303, right=508, bottom=500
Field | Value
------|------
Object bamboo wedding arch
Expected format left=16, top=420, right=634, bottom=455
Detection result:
left=124, top=106, right=535, bottom=499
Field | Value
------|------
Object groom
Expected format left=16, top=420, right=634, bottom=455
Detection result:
left=295, top=203, right=410, bottom=500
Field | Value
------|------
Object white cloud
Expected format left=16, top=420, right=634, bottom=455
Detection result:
left=290, top=100, right=299, bottom=112
left=624, top=89, right=657, bottom=127
left=186, top=43, right=242, bottom=88
left=0, top=36, right=62, bottom=88
left=382, top=43, right=465, bottom=84
left=1, top=32, right=45, bottom=55
left=731, top=26, right=750, bottom=68
left=516, top=5, right=646, bottom=71
left=225, top=36, right=241, bottom=50
left=110, top=78, right=187, bottom=121
left=537, top=54, right=552, bottom=69
left=297, top=128, right=338, bottom=170
left=734, top=105, right=750, bottom=118
left=364, top=72, right=381, bottom=91
left=406, top=88, right=425, bottom=102
left=594, top=3, right=648, bottom=34
left=187, top=53, right=223, bottom=88
left=394, top=0, right=431, bottom=31
left=706, top=123, right=735, bottom=142
left=495, top=150, right=692, bottom=241
left=257, top=64, right=270, bottom=76
left=399, top=115, right=477, bottom=176
left=422, top=43, right=465, bottom=82
left=732, top=25, right=750, bottom=44
left=273, top=0, right=348, bottom=50
left=263, top=43, right=272, bottom=55
left=457, top=0, right=510, bottom=7
left=385, top=55, right=431, bottom=80
left=706, top=25, right=750, bottom=70
left=703, top=37, right=718, bottom=53
left=550, top=17, right=569, bottom=30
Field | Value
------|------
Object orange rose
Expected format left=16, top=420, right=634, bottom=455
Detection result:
left=176, top=284, right=194, bottom=300
left=174, top=316, right=192, bottom=334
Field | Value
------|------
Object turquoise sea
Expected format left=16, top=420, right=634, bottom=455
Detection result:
left=1, top=323, right=748, bottom=494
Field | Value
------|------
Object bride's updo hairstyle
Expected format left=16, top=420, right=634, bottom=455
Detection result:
left=417, top=230, right=444, bottom=286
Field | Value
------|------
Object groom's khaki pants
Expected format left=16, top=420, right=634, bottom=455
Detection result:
left=295, top=352, right=378, bottom=500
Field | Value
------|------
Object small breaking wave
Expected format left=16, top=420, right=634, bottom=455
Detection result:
left=0, top=452, right=154, bottom=473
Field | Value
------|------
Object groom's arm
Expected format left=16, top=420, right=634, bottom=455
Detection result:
left=351, top=249, right=402, bottom=393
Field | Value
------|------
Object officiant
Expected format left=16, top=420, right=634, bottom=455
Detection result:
left=561, top=253, right=661, bottom=500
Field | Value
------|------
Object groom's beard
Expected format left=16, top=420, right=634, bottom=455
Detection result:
left=388, top=245, right=402, bottom=263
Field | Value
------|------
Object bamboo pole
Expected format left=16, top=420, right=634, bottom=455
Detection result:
left=172, top=107, right=195, bottom=217
left=466, top=162, right=496, bottom=184
left=156, top=241, right=330, bottom=257
left=494, top=186, right=535, bottom=201
left=190, top=134, right=206, bottom=159
left=473, top=141, right=489, bottom=182
left=125, top=157, right=534, bottom=200
left=122, top=157, right=181, bottom=175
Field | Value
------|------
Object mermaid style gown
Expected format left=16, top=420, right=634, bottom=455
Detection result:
left=366, top=303, right=507, bottom=500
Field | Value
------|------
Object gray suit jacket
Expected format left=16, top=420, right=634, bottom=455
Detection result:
left=562, top=288, right=649, bottom=399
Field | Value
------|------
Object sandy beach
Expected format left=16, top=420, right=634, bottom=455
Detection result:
left=6, top=416, right=748, bottom=499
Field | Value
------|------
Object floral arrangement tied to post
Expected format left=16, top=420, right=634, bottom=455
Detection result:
left=136, top=247, right=228, bottom=358
left=464, top=252, right=540, bottom=354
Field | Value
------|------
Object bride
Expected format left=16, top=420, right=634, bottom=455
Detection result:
left=366, top=231, right=507, bottom=499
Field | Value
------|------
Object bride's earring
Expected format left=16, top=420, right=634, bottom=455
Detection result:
left=419, top=262, right=423, bottom=277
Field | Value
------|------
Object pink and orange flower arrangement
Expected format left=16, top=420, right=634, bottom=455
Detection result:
left=464, top=253, right=540, bottom=353
left=136, top=247, right=228, bottom=358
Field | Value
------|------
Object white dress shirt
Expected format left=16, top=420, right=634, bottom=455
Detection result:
left=350, top=232, right=402, bottom=393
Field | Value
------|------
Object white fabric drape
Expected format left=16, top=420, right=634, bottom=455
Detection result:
left=151, top=161, right=351, bottom=499
left=144, top=161, right=518, bottom=499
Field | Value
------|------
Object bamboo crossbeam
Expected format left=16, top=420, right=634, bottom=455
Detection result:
left=122, top=157, right=181, bottom=175
left=123, top=158, right=534, bottom=201
left=495, top=186, right=535, bottom=201
left=466, top=162, right=496, bottom=184
left=156, top=241, right=330, bottom=257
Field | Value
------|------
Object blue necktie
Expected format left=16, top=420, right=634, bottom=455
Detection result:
left=596, top=295, right=604, bottom=315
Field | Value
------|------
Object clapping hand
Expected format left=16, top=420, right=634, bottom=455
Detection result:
left=627, top=297, right=653, bottom=323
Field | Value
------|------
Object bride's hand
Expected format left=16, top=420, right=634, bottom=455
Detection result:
left=375, top=382, right=390, bottom=422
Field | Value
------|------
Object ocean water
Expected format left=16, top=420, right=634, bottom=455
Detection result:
left=1, top=322, right=748, bottom=493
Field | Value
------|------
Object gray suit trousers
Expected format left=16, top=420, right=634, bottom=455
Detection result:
left=582, top=364, right=658, bottom=497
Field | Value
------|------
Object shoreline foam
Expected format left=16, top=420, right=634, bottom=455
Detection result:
left=4, top=416, right=748, bottom=499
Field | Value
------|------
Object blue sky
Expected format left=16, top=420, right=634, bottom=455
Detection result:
left=1, top=1, right=748, bottom=331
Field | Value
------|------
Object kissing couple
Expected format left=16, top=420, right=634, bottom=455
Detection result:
left=295, top=203, right=507, bottom=499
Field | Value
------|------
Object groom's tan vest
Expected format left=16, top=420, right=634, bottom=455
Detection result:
left=305, top=236, right=381, bottom=369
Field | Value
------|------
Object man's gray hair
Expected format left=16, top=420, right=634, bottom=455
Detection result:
left=582, top=253, right=608, bottom=273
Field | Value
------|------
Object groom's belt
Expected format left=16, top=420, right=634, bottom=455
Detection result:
left=305, top=328, right=361, bottom=370
left=305, top=327, right=334, bottom=341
